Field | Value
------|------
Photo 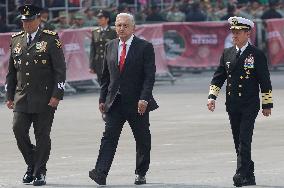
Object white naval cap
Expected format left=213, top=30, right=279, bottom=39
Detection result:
left=228, top=16, right=254, bottom=30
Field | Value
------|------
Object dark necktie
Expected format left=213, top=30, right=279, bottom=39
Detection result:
left=27, top=34, right=32, bottom=46
left=236, top=49, right=241, bottom=59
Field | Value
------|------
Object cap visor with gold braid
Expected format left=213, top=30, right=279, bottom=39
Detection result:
left=228, top=16, right=254, bottom=30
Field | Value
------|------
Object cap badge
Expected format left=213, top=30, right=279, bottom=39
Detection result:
left=232, top=18, right=238, bottom=26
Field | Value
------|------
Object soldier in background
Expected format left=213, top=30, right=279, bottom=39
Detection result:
left=53, top=11, right=70, bottom=30
left=207, top=16, right=273, bottom=187
left=71, top=12, right=86, bottom=29
left=5, top=4, right=66, bottom=186
left=89, top=10, right=117, bottom=85
left=84, top=8, right=97, bottom=27
left=40, top=7, right=55, bottom=31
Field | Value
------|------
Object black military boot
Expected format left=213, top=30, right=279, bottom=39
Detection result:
left=242, top=174, right=256, bottom=186
left=233, top=173, right=245, bottom=187
left=33, top=174, right=46, bottom=186
left=23, top=166, right=34, bottom=183
left=244, top=162, right=256, bottom=186
left=134, top=175, right=146, bottom=185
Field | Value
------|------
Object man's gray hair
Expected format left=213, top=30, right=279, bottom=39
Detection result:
left=116, top=13, right=135, bottom=25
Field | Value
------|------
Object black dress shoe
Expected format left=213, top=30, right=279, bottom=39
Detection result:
left=23, top=166, right=34, bottom=183
left=33, top=174, right=46, bottom=186
left=134, top=175, right=146, bottom=185
left=89, top=169, right=106, bottom=185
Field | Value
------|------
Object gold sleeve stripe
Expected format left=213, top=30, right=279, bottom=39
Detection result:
left=262, top=90, right=273, bottom=105
left=209, top=85, right=221, bottom=97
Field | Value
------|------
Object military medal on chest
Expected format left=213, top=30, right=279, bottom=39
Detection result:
left=244, top=54, right=254, bottom=69
left=244, top=54, right=254, bottom=79
left=36, top=41, right=47, bottom=52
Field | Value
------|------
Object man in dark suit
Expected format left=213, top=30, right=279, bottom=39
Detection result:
left=5, top=4, right=66, bottom=186
left=89, top=12, right=158, bottom=185
left=207, top=16, right=273, bottom=187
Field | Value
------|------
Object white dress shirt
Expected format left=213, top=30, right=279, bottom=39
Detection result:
left=26, top=28, right=39, bottom=44
left=236, top=42, right=249, bottom=56
left=117, top=34, right=134, bottom=64
left=100, top=26, right=108, bottom=31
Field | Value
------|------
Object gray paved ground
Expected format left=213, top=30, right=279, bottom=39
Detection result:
left=0, top=71, right=284, bottom=188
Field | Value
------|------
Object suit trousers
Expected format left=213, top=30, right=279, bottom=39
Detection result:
left=95, top=95, right=151, bottom=177
left=12, top=107, right=55, bottom=176
left=228, top=109, right=258, bottom=177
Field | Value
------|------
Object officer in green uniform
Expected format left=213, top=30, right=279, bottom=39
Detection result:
left=207, top=16, right=273, bottom=187
left=5, top=4, right=66, bottom=186
left=89, top=10, right=117, bottom=85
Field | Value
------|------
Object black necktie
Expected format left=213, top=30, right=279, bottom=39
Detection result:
left=27, top=34, right=32, bottom=46
left=236, top=49, right=241, bottom=59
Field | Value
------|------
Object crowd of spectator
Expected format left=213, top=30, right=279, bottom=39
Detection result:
left=1, top=0, right=284, bottom=33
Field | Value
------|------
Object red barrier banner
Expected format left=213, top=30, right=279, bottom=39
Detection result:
left=0, top=21, right=259, bottom=86
left=136, top=24, right=169, bottom=74
left=59, top=28, right=94, bottom=82
left=265, top=19, right=284, bottom=66
left=0, top=29, right=95, bottom=86
left=162, top=22, right=256, bottom=67
left=0, top=34, right=11, bottom=86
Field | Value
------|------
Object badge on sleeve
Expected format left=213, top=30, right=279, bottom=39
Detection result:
left=57, top=82, right=65, bottom=90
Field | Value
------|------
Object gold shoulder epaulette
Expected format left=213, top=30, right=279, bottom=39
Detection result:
left=12, top=31, right=24, bottom=38
left=43, top=30, right=57, bottom=36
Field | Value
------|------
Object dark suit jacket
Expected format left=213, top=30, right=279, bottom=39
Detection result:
left=99, top=36, right=158, bottom=113
left=5, top=29, right=66, bottom=113
left=209, top=43, right=273, bottom=112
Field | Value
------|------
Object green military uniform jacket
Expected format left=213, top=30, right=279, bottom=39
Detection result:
left=89, top=26, right=117, bottom=78
left=5, top=29, right=66, bottom=113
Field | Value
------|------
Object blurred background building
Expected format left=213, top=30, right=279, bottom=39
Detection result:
left=0, top=0, right=284, bottom=32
